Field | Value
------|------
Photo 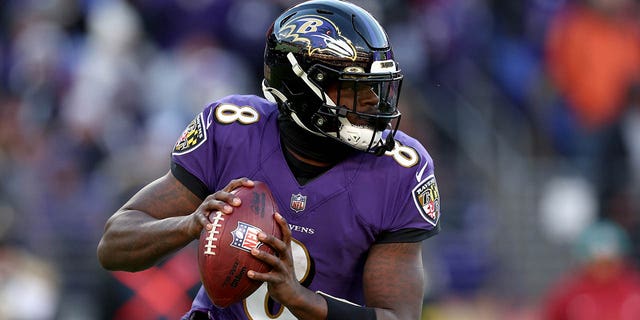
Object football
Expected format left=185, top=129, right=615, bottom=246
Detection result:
left=197, top=181, right=282, bottom=308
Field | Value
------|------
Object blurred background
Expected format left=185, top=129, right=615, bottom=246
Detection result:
left=0, top=0, right=639, bottom=319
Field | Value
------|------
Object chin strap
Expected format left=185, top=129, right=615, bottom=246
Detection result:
left=374, top=134, right=396, bottom=156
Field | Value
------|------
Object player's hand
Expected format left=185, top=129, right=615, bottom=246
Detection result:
left=187, top=177, right=254, bottom=239
left=247, top=213, right=303, bottom=305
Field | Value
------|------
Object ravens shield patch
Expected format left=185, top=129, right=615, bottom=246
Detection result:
left=173, top=113, right=207, bottom=155
left=412, top=175, right=440, bottom=226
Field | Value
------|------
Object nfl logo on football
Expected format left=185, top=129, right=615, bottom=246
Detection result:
left=230, top=222, right=263, bottom=252
left=290, top=193, right=307, bottom=213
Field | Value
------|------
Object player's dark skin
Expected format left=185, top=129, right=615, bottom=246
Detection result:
left=97, top=84, right=425, bottom=320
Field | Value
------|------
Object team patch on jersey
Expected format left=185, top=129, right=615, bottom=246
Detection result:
left=230, top=222, right=263, bottom=252
left=290, top=193, right=307, bottom=213
left=173, top=113, right=207, bottom=155
left=412, top=175, right=440, bottom=226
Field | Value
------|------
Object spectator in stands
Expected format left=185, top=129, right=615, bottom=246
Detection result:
left=544, top=0, right=640, bottom=218
left=542, top=219, right=640, bottom=320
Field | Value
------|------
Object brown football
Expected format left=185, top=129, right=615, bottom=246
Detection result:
left=197, top=181, right=282, bottom=308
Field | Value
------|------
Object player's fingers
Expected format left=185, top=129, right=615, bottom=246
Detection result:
left=223, top=177, right=254, bottom=192
left=250, top=247, right=281, bottom=269
left=189, top=209, right=218, bottom=239
left=258, top=231, right=287, bottom=254
left=199, top=178, right=255, bottom=217
left=200, top=210, right=224, bottom=228
left=246, top=269, right=276, bottom=283
left=275, top=213, right=291, bottom=245
left=198, top=211, right=213, bottom=228
left=198, top=196, right=235, bottom=216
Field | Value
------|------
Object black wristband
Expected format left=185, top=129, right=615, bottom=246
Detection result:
left=318, top=291, right=376, bottom=320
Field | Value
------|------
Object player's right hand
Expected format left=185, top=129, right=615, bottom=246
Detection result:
left=188, top=177, right=255, bottom=239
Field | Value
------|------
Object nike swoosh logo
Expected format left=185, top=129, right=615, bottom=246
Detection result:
left=415, top=162, right=428, bottom=182
left=206, top=109, right=213, bottom=129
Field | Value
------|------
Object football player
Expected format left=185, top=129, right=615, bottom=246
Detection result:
left=97, top=0, right=441, bottom=319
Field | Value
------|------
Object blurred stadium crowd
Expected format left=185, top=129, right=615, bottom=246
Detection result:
left=0, top=0, right=639, bottom=319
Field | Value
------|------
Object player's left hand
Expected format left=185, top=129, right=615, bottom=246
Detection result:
left=247, top=212, right=303, bottom=305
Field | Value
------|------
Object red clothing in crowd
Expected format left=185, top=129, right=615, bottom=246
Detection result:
left=543, top=261, right=640, bottom=320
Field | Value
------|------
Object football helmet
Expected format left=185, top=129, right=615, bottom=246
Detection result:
left=263, top=0, right=403, bottom=155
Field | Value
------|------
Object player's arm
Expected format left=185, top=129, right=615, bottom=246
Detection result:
left=97, top=171, right=252, bottom=272
left=285, top=241, right=426, bottom=320
left=309, top=241, right=425, bottom=320
left=250, top=214, right=425, bottom=320
left=363, top=241, right=425, bottom=319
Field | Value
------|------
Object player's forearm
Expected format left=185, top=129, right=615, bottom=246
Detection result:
left=97, top=210, right=195, bottom=272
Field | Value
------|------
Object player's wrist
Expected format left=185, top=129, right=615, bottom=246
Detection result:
left=181, top=212, right=205, bottom=241
left=317, top=291, right=377, bottom=320
left=277, top=283, right=316, bottom=310
left=272, top=286, right=328, bottom=319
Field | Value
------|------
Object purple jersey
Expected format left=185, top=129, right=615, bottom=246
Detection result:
left=171, top=95, right=441, bottom=320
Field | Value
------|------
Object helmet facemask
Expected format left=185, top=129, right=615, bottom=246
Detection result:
left=308, top=63, right=403, bottom=154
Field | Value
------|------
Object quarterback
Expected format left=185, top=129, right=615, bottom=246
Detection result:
left=97, top=1, right=441, bottom=319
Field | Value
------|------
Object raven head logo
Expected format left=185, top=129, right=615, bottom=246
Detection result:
left=278, top=15, right=357, bottom=61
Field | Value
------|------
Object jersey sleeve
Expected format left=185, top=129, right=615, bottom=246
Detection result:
left=169, top=95, right=277, bottom=200
left=171, top=161, right=209, bottom=200
left=170, top=103, right=218, bottom=198
left=375, top=134, right=442, bottom=243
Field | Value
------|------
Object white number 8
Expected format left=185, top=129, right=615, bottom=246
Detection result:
left=385, top=141, right=419, bottom=167
left=215, top=103, right=260, bottom=125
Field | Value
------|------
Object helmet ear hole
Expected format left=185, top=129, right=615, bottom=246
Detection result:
left=312, top=70, right=326, bottom=83
left=311, top=114, right=326, bottom=127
